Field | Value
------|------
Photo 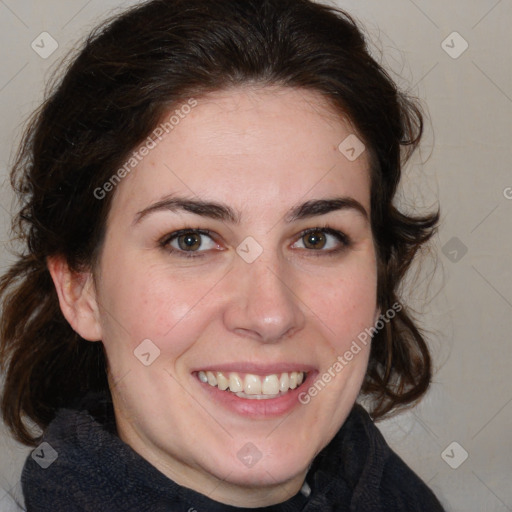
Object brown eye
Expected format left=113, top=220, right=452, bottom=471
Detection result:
left=176, top=232, right=202, bottom=251
left=291, top=227, right=351, bottom=254
left=302, top=230, right=327, bottom=250
left=161, top=229, right=217, bottom=256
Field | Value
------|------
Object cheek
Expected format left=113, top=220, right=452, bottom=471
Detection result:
left=96, top=261, right=220, bottom=357
left=306, top=262, right=378, bottom=348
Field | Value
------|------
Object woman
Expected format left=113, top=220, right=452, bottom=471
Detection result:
left=0, top=0, right=443, bottom=510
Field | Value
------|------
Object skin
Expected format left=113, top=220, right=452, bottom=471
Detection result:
left=50, top=86, right=379, bottom=507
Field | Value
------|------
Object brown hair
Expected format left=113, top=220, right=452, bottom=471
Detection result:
left=0, top=0, right=438, bottom=445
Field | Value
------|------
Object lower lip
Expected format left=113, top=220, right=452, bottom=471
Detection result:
left=193, top=372, right=318, bottom=418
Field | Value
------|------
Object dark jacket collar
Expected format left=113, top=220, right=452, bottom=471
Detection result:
left=21, top=392, right=444, bottom=511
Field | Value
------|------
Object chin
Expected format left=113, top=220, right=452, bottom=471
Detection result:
left=205, top=437, right=315, bottom=488
left=222, top=459, right=308, bottom=489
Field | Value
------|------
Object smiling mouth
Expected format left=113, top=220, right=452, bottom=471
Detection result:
left=197, top=371, right=306, bottom=399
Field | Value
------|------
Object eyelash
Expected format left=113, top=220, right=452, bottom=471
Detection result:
left=158, top=227, right=351, bottom=259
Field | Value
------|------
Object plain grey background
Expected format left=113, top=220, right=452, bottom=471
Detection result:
left=0, top=1, right=511, bottom=511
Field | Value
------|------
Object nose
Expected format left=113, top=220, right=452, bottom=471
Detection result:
left=222, top=254, right=306, bottom=343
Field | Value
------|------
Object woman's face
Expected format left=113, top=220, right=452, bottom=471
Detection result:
left=90, top=87, right=378, bottom=506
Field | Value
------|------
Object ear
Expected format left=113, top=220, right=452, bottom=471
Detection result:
left=47, top=255, right=103, bottom=341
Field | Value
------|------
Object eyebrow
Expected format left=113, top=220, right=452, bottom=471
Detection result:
left=133, top=195, right=368, bottom=225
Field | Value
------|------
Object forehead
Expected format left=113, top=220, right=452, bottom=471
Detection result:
left=107, top=86, right=371, bottom=223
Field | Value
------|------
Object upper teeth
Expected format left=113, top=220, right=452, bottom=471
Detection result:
left=197, top=371, right=305, bottom=397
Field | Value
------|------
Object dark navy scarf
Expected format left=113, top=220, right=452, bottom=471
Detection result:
left=22, top=393, right=445, bottom=511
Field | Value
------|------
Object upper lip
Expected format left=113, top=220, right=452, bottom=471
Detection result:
left=191, top=363, right=316, bottom=375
